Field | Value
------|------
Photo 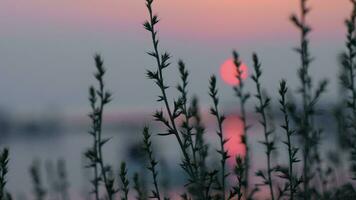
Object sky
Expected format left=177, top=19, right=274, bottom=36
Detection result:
left=0, top=0, right=351, bottom=115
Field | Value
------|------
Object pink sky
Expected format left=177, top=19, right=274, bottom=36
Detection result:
left=1, top=0, right=350, bottom=41
left=0, top=0, right=351, bottom=112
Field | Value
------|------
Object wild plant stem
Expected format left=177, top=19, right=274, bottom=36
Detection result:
left=133, top=173, right=146, bottom=200
left=144, top=0, right=195, bottom=178
left=142, top=127, right=162, bottom=200
left=178, top=61, right=198, bottom=173
left=343, top=0, right=356, bottom=180
left=344, top=0, right=356, bottom=130
left=291, top=0, right=312, bottom=197
left=94, top=56, right=115, bottom=200
left=251, top=53, right=275, bottom=200
left=0, top=148, right=9, bottom=200
left=97, top=92, right=113, bottom=200
left=279, top=80, right=295, bottom=200
left=86, top=55, right=116, bottom=200
left=57, top=160, right=70, bottom=200
left=89, top=93, right=100, bottom=200
left=209, top=76, right=227, bottom=199
left=215, top=102, right=226, bottom=200
left=119, top=162, right=130, bottom=200
left=144, top=1, right=200, bottom=193
left=287, top=132, right=294, bottom=200
left=30, top=161, right=46, bottom=200
left=232, top=51, right=250, bottom=194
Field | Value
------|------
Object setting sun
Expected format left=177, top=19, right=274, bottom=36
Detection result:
left=223, top=115, right=246, bottom=163
left=220, top=58, right=248, bottom=86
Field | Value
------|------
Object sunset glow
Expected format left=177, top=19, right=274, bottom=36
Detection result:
left=220, top=59, right=248, bottom=86
left=0, top=0, right=348, bottom=40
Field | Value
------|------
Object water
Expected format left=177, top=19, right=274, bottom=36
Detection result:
left=1, top=114, right=345, bottom=199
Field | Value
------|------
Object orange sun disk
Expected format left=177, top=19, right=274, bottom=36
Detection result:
left=220, top=58, right=248, bottom=86
left=223, top=115, right=246, bottom=165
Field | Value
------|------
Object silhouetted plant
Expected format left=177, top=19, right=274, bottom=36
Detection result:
left=30, top=161, right=46, bottom=200
left=0, top=148, right=10, bottom=200
left=228, top=156, right=245, bottom=200
left=142, top=127, right=162, bottom=200
left=177, top=61, right=198, bottom=178
left=133, top=173, right=146, bottom=200
left=57, top=160, right=70, bottom=200
left=189, top=101, right=215, bottom=198
left=329, top=183, right=356, bottom=199
left=144, top=0, right=214, bottom=199
left=290, top=0, right=328, bottom=198
left=144, top=0, right=192, bottom=173
left=340, top=0, right=356, bottom=180
left=277, top=80, right=301, bottom=200
left=177, top=63, right=210, bottom=199
left=209, top=75, right=228, bottom=199
left=44, top=159, right=70, bottom=200
left=232, top=50, right=250, bottom=195
left=290, top=1, right=314, bottom=196
left=190, top=97, right=207, bottom=172
left=45, top=160, right=57, bottom=199
left=190, top=96, right=217, bottom=200
left=85, top=54, right=117, bottom=200
left=251, top=53, right=276, bottom=200
left=119, top=162, right=129, bottom=200
left=341, top=0, right=356, bottom=127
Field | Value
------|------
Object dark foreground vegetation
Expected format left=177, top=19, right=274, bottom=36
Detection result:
left=2, top=0, right=356, bottom=199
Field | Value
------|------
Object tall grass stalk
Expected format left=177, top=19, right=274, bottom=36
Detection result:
left=45, top=159, right=70, bottom=200
left=30, top=161, right=46, bottom=200
left=341, top=0, right=356, bottom=179
left=232, top=50, right=250, bottom=194
left=0, top=149, right=9, bottom=200
left=209, top=75, right=228, bottom=199
left=342, top=0, right=356, bottom=122
left=229, top=156, right=245, bottom=200
left=290, top=2, right=313, bottom=195
left=290, top=0, right=328, bottom=197
left=144, top=0, right=192, bottom=173
left=85, top=54, right=116, bottom=200
left=133, top=173, right=146, bottom=200
left=190, top=96, right=216, bottom=200
left=142, top=127, right=162, bottom=200
left=57, top=159, right=70, bottom=200
left=177, top=61, right=198, bottom=176
left=86, top=84, right=100, bottom=200
left=144, top=0, right=209, bottom=198
left=278, top=80, right=300, bottom=200
left=251, top=53, right=275, bottom=200
left=119, top=162, right=130, bottom=200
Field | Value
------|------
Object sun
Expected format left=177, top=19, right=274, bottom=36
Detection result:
left=220, top=58, right=248, bottom=86
left=223, top=115, right=246, bottom=164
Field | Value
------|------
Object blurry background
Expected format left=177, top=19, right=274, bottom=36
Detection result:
left=0, top=0, right=350, bottom=198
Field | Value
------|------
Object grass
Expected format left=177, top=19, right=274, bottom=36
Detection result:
left=278, top=80, right=300, bottom=200
left=30, top=160, right=47, bottom=200
left=2, top=0, right=356, bottom=199
left=342, top=0, right=356, bottom=181
left=209, top=75, right=229, bottom=199
left=232, top=50, right=251, bottom=196
left=142, top=127, right=162, bottom=200
left=251, top=53, right=276, bottom=200
left=0, top=149, right=10, bottom=200
left=85, top=54, right=117, bottom=200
